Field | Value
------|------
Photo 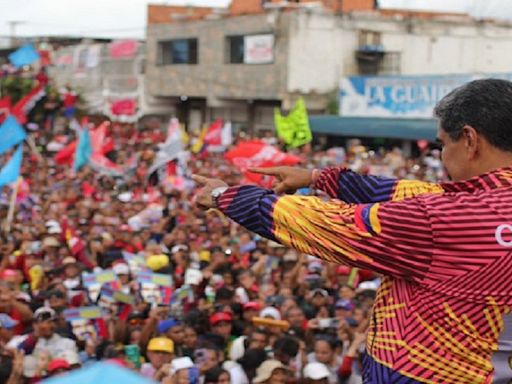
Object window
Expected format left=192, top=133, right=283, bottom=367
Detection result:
left=227, top=36, right=244, bottom=64
left=225, top=34, right=274, bottom=64
left=157, top=38, right=198, bottom=65
left=359, top=30, right=381, bottom=47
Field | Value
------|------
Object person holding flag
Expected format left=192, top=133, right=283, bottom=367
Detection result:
left=192, top=79, right=512, bottom=383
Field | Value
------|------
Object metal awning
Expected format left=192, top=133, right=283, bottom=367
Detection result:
left=309, top=116, right=438, bottom=141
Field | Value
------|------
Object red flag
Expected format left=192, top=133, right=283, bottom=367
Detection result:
left=0, top=96, right=11, bottom=123
left=60, top=218, right=86, bottom=255
left=224, top=140, right=301, bottom=187
left=55, top=122, right=112, bottom=166
left=204, top=119, right=223, bottom=146
left=54, top=141, right=77, bottom=165
left=60, top=218, right=94, bottom=269
left=38, top=50, right=52, bottom=66
left=11, top=83, right=46, bottom=124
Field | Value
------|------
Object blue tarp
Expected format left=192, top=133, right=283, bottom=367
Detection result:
left=43, top=362, right=156, bottom=384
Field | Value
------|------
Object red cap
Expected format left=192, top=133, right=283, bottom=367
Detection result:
left=48, top=359, right=70, bottom=373
left=336, top=266, right=351, bottom=275
left=243, top=301, right=262, bottom=311
left=209, top=312, right=233, bottom=325
left=1, top=269, right=17, bottom=279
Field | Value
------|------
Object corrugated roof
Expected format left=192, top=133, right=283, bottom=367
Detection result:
left=309, top=115, right=438, bottom=141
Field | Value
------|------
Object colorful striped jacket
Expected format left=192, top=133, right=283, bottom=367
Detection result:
left=217, top=166, right=512, bottom=383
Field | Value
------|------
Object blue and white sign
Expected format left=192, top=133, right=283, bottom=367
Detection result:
left=340, top=74, right=512, bottom=119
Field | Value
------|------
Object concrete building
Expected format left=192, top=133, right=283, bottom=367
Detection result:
left=145, top=0, right=512, bottom=134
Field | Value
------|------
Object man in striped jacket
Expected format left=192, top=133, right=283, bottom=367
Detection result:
left=193, top=79, right=512, bottom=383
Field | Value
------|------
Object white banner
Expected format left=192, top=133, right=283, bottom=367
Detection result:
left=86, top=45, right=101, bottom=68
left=244, top=34, right=274, bottom=64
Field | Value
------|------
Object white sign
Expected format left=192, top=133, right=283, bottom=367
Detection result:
left=244, top=34, right=274, bottom=64
left=339, top=73, right=512, bottom=119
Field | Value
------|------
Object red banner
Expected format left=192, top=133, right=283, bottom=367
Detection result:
left=109, top=40, right=138, bottom=58
left=111, top=99, right=137, bottom=116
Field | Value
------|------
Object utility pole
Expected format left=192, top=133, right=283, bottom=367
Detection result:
left=7, top=20, right=26, bottom=47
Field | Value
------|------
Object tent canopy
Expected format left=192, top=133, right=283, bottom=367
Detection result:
left=309, top=116, right=438, bottom=141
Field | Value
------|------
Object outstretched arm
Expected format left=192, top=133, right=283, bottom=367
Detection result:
left=193, top=176, right=435, bottom=284
left=249, top=166, right=443, bottom=204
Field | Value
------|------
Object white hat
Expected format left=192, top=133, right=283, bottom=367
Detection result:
left=113, top=262, right=130, bottom=275
left=170, top=357, right=195, bottom=375
left=303, top=362, right=330, bottom=380
left=259, top=307, right=281, bottom=320
left=184, top=268, right=203, bottom=286
left=253, top=360, right=289, bottom=383
left=358, top=280, right=380, bottom=291
left=171, top=245, right=188, bottom=254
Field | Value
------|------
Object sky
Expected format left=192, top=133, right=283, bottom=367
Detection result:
left=0, top=0, right=510, bottom=39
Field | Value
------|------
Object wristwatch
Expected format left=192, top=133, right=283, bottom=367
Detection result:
left=211, top=186, right=229, bottom=208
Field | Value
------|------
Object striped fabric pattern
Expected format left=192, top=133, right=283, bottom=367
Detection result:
left=217, top=167, right=512, bottom=383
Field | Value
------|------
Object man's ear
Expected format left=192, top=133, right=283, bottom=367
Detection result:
left=462, top=125, right=479, bottom=159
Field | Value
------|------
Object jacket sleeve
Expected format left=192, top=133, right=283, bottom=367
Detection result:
left=217, top=185, right=434, bottom=284
left=314, top=167, right=443, bottom=203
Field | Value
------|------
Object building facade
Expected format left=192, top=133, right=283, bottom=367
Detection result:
left=145, top=1, right=512, bottom=134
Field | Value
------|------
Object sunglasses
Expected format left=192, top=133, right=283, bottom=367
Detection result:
left=36, top=312, right=56, bottom=322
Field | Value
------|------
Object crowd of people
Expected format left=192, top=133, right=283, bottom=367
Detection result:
left=0, top=88, right=446, bottom=383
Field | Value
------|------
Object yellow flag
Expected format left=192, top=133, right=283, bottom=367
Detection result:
left=274, top=98, right=312, bottom=148
left=180, top=124, right=190, bottom=146
left=191, top=125, right=208, bottom=154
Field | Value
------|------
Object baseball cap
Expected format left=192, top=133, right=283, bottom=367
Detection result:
left=303, top=362, right=330, bottom=380
left=62, top=257, right=78, bottom=266
left=170, top=357, right=195, bottom=375
left=47, top=359, right=70, bottom=373
left=244, top=301, right=262, bottom=311
left=209, top=312, right=233, bottom=326
left=253, top=360, right=289, bottom=383
left=308, top=261, right=323, bottom=272
left=112, top=262, right=130, bottom=275
left=34, top=307, right=57, bottom=322
left=158, top=318, right=181, bottom=334
left=147, top=337, right=174, bottom=354
left=335, top=299, right=355, bottom=311
left=259, top=307, right=281, bottom=320
left=312, top=288, right=329, bottom=298
left=171, top=245, right=188, bottom=254
left=0, top=314, right=18, bottom=329
left=43, top=237, right=60, bottom=248
left=336, top=265, right=351, bottom=275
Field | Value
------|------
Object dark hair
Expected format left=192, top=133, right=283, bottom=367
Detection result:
left=273, top=336, right=300, bottom=358
left=204, top=366, right=229, bottom=383
left=434, top=78, right=512, bottom=151
left=215, top=287, right=234, bottom=301
left=238, top=348, right=268, bottom=373
left=314, top=335, right=337, bottom=351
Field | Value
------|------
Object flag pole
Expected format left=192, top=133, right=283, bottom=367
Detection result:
left=25, top=135, right=43, bottom=163
left=3, top=177, right=21, bottom=233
